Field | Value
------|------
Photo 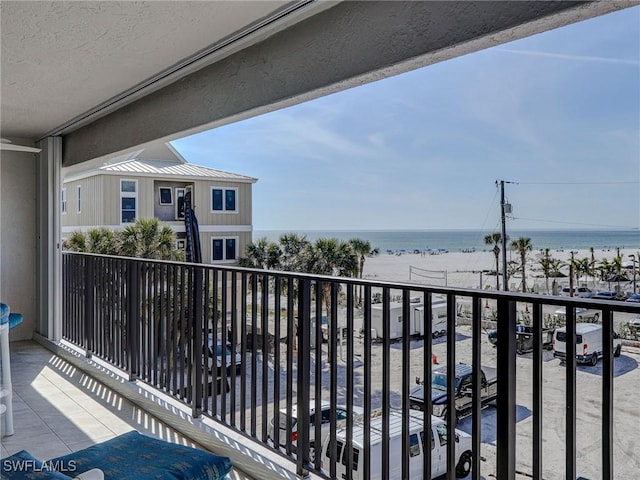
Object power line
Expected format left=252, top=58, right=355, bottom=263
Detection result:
left=512, top=181, right=639, bottom=185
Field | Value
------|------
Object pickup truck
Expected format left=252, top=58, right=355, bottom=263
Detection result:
left=409, top=363, right=497, bottom=424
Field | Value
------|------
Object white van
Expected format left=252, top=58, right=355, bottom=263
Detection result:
left=320, top=410, right=472, bottom=479
left=553, top=323, right=622, bottom=366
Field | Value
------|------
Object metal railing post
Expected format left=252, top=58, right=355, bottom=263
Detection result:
left=496, top=297, right=516, bottom=479
left=191, top=266, right=203, bottom=417
left=84, top=255, right=94, bottom=358
left=296, top=278, right=311, bottom=477
left=602, top=308, right=614, bottom=480
left=127, top=259, right=140, bottom=381
left=446, top=293, right=457, bottom=480
left=566, top=307, right=576, bottom=480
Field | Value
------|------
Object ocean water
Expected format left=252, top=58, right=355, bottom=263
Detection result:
left=253, top=229, right=640, bottom=253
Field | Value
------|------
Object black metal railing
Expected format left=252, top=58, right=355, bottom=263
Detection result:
left=62, top=251, right=639, bottom=480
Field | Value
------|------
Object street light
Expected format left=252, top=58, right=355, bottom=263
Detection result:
left=629, top=254, right=637, bottom=294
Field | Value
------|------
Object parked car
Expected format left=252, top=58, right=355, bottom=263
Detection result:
left=268, top=401, right=364, bottom=461
left=560, top=286, right=595, bottom=298
left=628, top=317, right=640, bottom=327
left=593, top=291, right=618, bottom=300
left=207, top=333, right=242, bottom=376
left=553, top=323, right=622, bottom=366
left=626, top=294, right=640, bottom=303
left=552, top=307, right=600, bottom=323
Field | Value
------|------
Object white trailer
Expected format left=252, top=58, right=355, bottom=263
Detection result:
left=416, top=300, right=448, bottom=338
left=371, top=299, right=447, bottom=340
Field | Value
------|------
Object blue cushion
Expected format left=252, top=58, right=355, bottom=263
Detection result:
left=8, top=312, right=23, bottom=329
left=0, top=302, right=9, bottom=324
left=1, top=450, right=72, bottom=479
left=48, top=431, right=232, bottom=480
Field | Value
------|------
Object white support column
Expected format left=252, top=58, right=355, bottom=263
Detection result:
left=36, top=137, right=62, bottom=341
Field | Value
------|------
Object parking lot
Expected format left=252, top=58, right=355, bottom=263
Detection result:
left=252, top=307, right=640, bottom=480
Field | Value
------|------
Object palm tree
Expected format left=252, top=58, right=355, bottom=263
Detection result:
left=538, top=248, right=551, bottom=294
left=119, top=218, right=182, bottom=260
left=278, top=233, right=311, bottom=272
left=305, top=238, right=357, bottom=362
left=570, top=257, right=591, bottom=289
left=510, top=237, right=532, bottom=292
left=538, top=248, right=557, bottom=294
left=349, top=238, right=372, bottom=304
left=239, top=237, right=280, bottom=269
left=484, top=232, right=502, bottom=290
left=612, top=255, right=623, bottom=292
left=63, top=230, right=87, bottom=252
left=86, top=227, right=120, bottom=255
left=598, top=258, right=615, bottom=291
left=589, top=247, right=596, bottom=288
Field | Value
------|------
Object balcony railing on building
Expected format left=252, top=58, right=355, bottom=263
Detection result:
left=62, top=252, right=639, bottom=480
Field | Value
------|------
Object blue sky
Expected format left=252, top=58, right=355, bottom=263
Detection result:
left=172, top=7, right=640, bottom=232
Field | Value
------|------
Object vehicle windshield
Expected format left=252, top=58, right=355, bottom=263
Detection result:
left=432, top=372, right=461, bottom=391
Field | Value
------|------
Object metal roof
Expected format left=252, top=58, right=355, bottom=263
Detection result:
left=65, top=158, right=257, bottom=183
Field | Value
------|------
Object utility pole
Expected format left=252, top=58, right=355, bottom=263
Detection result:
left=499, top=180, right=510, bottom=291
left=630, top=254, right=637, bottom=294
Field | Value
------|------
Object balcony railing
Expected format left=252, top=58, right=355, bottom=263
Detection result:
left=61, top=251, right=639, bottom=480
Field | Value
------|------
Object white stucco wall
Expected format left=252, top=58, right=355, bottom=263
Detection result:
left=0, top=149, right=37, bottom=341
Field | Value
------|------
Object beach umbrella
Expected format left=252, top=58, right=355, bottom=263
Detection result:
left=607, top=273, right=629, bottom=282
left=549, top=271, right=567, bottom=278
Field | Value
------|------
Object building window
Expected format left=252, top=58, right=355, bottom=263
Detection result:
left=211, top=237, right=237, bottom=262
left=159, top=187, right=173, bottom=205
left=61, top=188, right=67, bottom=214
left=175, top=188, right=186, bottom=219
left=76, top=185, right=82, bottom=214
left=120, top=179, right=137, bottom=224
left=176, top=239, right=185, bottom=250
left=211, top=187, right=237, bottom=213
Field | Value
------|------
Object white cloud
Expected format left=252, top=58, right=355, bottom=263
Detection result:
left=497, top=48, right=640, bottom=66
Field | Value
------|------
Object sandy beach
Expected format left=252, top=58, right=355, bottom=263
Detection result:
left=362, top=247, right=640, bottom=293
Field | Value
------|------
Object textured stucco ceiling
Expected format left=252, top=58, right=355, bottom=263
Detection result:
left=2, top=0, right=636, bottom=147
left=0, top=1, right=298, bottom=139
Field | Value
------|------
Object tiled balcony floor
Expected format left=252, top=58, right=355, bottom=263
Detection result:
left=0, top=340, right=262, bottom=479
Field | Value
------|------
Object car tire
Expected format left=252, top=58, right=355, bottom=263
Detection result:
left=614, top=345, right=621, bottom=358
left=593, top=313, right=600, bottom=322
left=455, top=450, right=472, bottom=478
left=591, top=352, right=598, bottom=366
left=309, top=443, right=316, bottom=463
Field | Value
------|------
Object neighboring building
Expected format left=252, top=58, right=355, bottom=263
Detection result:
left=61, top=143, right=257, bottom=264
